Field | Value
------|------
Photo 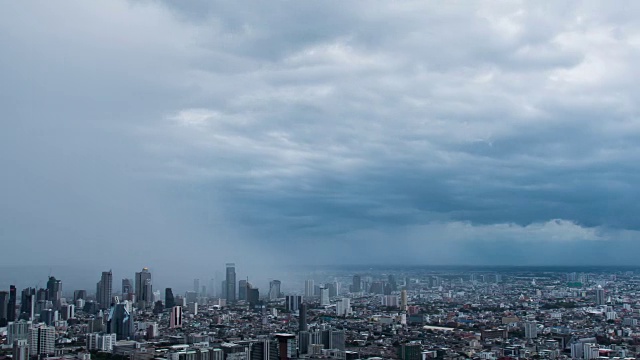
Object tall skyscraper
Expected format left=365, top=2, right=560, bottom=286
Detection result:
left=286, top=295, right=302, bottom=312
left=73, top=290, right=86, bottom=302
left=304, top=280, right=314, bottom=298
left=596, top=285, right=606, bottom=305
left=400, top=289, right=408, bottom=311
left=269, top=280, right=282, bottom=300
left=46, top=276, right=62, bottom=310
left=225, top=263, right=236, bottom=303
left=165, top=288, right=175, bottom=308
left=8, top=285, right=17, bottom=322
left=19, top=288, right=35, bottom=321
left=238, top=280, right=248, bottom=301
left=107, top=303, right=134, bottom=340
left=96, top=271, right=113, bottom=310
left=0, top=291, right=8, bottom=326
left=135, top=268, right=152, bottom=307
left=320, top=287, right=329, bottom=306
left=298, top=303, right=307, bottom=332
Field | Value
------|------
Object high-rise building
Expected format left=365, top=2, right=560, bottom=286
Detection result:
left=8, top=285, right=17, bottom=322
left=170, top=306, right=182, bottom=328
left=192, top=279, right=200, bottom=296
left=400, top=289, right=408, bottom=311
left=46, top=276, right=62, bottom=310
left=336, top=298, right=351, bottom=316
left=269, top=280, right=282, bottom=300
left=87, top=333, right=116, bottom=352
left=247, top=283, right=259, bottom=306
left=19, top=288, right=35, bottom=321
left=398, top=343, right=422, bottom=360
left=165, top=288, right=175, bottom=308
left=596, top=286, right=606, bottom=305
left=320, top=288, right=329, bottom=306
left=285, top=295, right=301, bottom=312
left=60, top=304, right=75, bottom=320
left=135, top=268, right=152, bottom=307
left=352, top=275, right=361, bottom=293
left=0, top=291, right=8, bottom=326
left=97, top=271, right=113, bottom=310
left=304, top=280, right=314, bottom=298
left=324, top=283, right=337, bottom=298
left=12, top=339, right=28, bottom=360
left=122, top=279, right=133, bottom=295
left=8, top=320, right=31, bottom=344
left=29, top=323, right=55, bottom=358
left=274, top=333, right=296, bottom=360
left=239, top=280, right=248, bottom=301
left=299, top=303, right=307, bottom=332
left=225, top=263, right=236, bottom=303
left=107, top=303, right=134, bottom=340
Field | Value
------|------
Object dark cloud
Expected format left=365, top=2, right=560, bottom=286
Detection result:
left=2, top=0, right=640, bottom=276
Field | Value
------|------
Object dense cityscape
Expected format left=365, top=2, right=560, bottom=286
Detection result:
left=1, top=265, right=640, bottom=360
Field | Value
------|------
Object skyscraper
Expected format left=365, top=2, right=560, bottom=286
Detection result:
left=19, top=288, right=35, bottom=321
left=107, top=303, right=134, bottom=340
left=46, top=276, right=62, bottom=310
left=97, top=270, right=113, bottom=310
left=286, top=295, right=302, bottom=312
left=596, top=285, right=606, bottom=305
left=8, top=285, right=17, bottom=322
left=238, top=280, right=248, bottom=301
left=193, top=279, right=200, bottom=296
left=0, top=291, right=8, bottom=326
left=269, top=280, right=282, bottom=300
left=12, top=339, right=28, bottom=360
left=225, top=263, right=236, bottom=303
left=320, top=287, right=329, bottom=306
left=135, top=268, right=152, bottom=307
left=304, top=280, right=314, bottom=298
left=165, top=288, right=175, bottom=308
left=28, top=323, right=55, bottom=358
left=298, top=303, right=307, bottom=332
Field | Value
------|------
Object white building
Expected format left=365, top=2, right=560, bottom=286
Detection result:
left=336, top=298, right=351, bottom=316
left=320, top=288, right=330, bottom=306
left=87, top=333, right=117, bottom=352
left=28, top=324, right=55, bottom=358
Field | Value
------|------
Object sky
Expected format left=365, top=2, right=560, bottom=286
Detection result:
left=2, top=1, right=640, bottom=289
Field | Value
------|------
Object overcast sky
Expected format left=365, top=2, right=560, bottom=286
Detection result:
left=2, top=1, right=640, bottom=289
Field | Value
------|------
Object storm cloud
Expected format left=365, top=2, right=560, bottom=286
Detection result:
left=2, top=0, right=640, bottom=281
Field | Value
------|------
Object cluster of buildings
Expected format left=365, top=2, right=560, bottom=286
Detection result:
left=3, top=267, right=640, bottom=360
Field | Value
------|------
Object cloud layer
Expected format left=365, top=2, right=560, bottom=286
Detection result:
left=2, top=1, right=640, bottom=273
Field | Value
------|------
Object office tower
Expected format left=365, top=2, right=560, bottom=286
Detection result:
left=0, top=291, right=8, bottom=326
left=73, top=290, right=86, bottom=302
left=596, top=286, right=606, bottom=305
left=193, top=279, right=200, bottom=296
left=107, top=303, right=134, bottom=340
left=188, top=302, right=198, bottom=315
left=250, top=339, right=276, bottom=360
left=40, top=309, right=54, bottom=325
left=96, top=270, right=113, bottom=310
left=135, top=268, right=152, bottom=307
left=122, top=279, right=133, bottom=295
left=269, top=280, right=282, bottom=300
left=238, top=280, right=247, bottom=301
left=286, top=295, right=302, bottom=312
left=87, top=333, right=116, bottom=352
left=401, top=289, right=408, bottom=311
left=304, top=280, right=314, bottom=298
left=321, top=329, right=345, bottom=351
left=170, top=306, right=182, bottom=328
left=320, top=287, right=329, bottom=306
left=525, top=322, right=538, bottom=339
left=352, top=275, right=361, bottom=292
left=29, top=323, right=55, bottom=358
left=299, top=303, right=307, bottom=332
left=46, top=276, right=62, bottom=311
left=165, top=288, right=175, bottom=308
left=247, top=283, right=259, bottom=306
left=336, top=298, right=351, bottom=316
left=221, top=281, right=227, bottom=299
left=225, top=263, right=236, bottom=302
left=8, top=320, right=31, bottom=344
left=324, top=283, right=337, bottom=298
left=12, top=339, right=28, bottom=360
left=20, top=288, right=35, bottom=321
left=8, top=285, right=17, bottom=321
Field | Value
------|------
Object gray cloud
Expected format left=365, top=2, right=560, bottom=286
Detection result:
left=2, top=0, right=640, bottom=278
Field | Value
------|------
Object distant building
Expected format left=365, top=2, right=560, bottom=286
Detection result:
left=46, top=276, right=62, bottom=310
left=525, top=322, right=538, bottom=339
left=170, top=306, right=183, bottom=329
left=596, top=286, right=606, bottom=305
left=398, top=343, right=422, bottom=360
left=336, top=298, right=351, bottom=316
left=286, top=295, right=302, bottom=312
left=226, top=264, right=236, bottom=303
left=87, top=333, right=117, bottom=352
left=135, top=268, right=153, bottom=308
left=269, top=280, right=282, bottom=300
left=320, top=288, right=330, bottom=306
left=107, top=303, right=134, bottom=340
left=96, top=270, right=113, bottom=310
left=29, top=323, right=55, bottom=358
left=165, top=288, right=176, bottom=308
left=304, top=280, right=314, bottom=298
left=352, top=275, right=361, bottom=292
left=239, top=280, right=248, bottom=301
left=0, top=291, right=8, bottom=326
